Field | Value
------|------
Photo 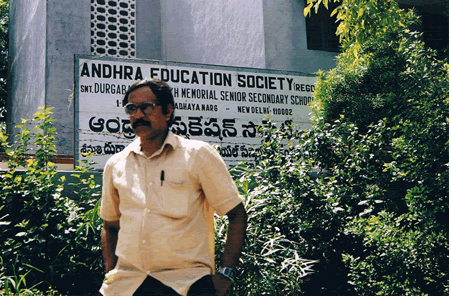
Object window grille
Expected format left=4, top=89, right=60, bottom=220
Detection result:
left=91, top=0, right=136, bottom=58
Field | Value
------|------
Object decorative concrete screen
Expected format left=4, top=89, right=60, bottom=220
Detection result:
left=91, top=0, right=136, bottom=58
left=74, top=56, right=316, bottom=169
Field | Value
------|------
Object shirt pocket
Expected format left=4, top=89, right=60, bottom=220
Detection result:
left=159, top=180, right=192, bottom=219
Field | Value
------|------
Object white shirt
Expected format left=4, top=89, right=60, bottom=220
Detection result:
left=99, top=131, right=243, bottom=296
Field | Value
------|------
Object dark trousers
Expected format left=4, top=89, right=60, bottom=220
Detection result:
left=133, top=275, right=216, bottom=296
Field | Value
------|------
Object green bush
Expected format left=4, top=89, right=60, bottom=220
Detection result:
left=0, top=107, right=103, bottom=295
left=224, top=13, right=448, bottom=295
left=310, top=26, right=448, bottom=295
left=215, top=150, right=318, bottom=296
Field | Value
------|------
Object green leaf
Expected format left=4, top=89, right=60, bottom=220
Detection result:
left=304, top=3, right=313, bottom=17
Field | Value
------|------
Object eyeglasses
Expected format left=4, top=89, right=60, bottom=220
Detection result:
left=124, top=102, right=160, bottom=116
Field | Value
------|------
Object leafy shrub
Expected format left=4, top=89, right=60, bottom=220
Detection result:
left=216, top=151, right=317, bottom=296
left=221, top=121, right=357, bottom=295
left=310, top=27, right=448, bottom=294
left=0, top=107, right=103, bottom=295
left=224, top=13, right=448, bottom=295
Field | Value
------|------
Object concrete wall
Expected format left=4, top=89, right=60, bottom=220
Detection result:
left=137, top=0, right=337, bottom=71
left=8, top=0, right=91, bottom=156
left=8, top=0, right=46, bottom=135
left=263, top=0, right=337, bottom=73
left=136, top=0, right=162, bottom=60
left=45, top=0, right=91, bottom=155
left=160, top=0, right=266, bottom=68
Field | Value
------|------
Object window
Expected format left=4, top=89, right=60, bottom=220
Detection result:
left=305, top=1, right=448, bottom=58
left=399, top=3, right=448, bottom=60
left=305, top=1, right=340, bottom=53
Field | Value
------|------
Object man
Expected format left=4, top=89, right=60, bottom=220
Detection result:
left=100, top=79, right=247, bottom=296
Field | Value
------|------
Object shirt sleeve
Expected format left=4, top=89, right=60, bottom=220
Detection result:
left=196, top=143, right=243, bottom=216
left=100, top=157, right=121, bottom=221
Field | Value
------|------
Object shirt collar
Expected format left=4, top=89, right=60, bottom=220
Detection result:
left=125, top=130, right=179, bottom=158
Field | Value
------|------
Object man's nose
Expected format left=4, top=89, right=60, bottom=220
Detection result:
left=134, top=107, right=146, bottom=118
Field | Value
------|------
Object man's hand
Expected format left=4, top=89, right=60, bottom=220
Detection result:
left=102, top=220, right=120, bottom=273
left=212, top=274, right=232, bottom=296
left=213, top=203, right=247, bottom=296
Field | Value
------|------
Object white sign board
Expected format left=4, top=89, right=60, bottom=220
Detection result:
left=74, top=56, right=316, bottom=169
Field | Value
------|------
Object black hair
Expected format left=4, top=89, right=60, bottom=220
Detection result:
left=122, top=79, right=175, bottom=126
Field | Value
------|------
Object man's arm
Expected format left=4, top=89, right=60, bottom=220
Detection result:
left=101, top=220, right=120, bottom=273
left=213, top=203, right=248, bottom=296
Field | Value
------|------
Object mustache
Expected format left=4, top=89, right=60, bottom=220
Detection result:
left=132, top=119, right=151, bottom=129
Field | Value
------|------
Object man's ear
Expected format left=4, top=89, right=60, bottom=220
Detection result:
left=166, top=104, right=174, bottom=122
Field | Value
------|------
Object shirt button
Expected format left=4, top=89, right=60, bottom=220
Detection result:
left=142, top=240, right=146, bottom=244
left=146, top=271, right=151, bottom=275
left=149, top=182, right=153, bottom=186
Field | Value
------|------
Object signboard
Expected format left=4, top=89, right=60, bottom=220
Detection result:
left=74, top=55, right=316, bottom=169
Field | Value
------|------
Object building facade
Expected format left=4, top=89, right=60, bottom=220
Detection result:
left=7, top=0, right=447, bottom=164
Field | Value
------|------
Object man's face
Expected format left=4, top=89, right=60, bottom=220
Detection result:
left=127, top=86, right=172, bottom=140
